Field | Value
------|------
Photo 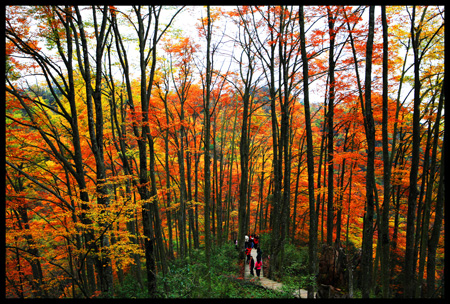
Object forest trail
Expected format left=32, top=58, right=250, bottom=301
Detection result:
left=244, top=248, right=312, bottom=298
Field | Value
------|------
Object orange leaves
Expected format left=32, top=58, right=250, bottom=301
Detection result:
left=6, top=191, right=28, bottom=210
left=108, top=6, right=118, bottom=17
left=165, top=36, right=199, bottom=58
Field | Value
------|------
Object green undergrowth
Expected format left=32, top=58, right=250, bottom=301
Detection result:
left=279, top=242, right=315, bottom=292
left=114, top=242, right=292, bottom=298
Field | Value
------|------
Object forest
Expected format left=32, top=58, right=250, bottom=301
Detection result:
left=5, top=5, right=445, bottom=299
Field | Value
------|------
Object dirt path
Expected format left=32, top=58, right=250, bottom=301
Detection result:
left=244, top=248, right=312, bottom=298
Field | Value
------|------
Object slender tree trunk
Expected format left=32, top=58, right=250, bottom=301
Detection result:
left=176, top=100, right=188, bottom=259
left=326, top=6, right=336, bottom=246
left=416, top=107, right=435, bottom=297
left=316, top=110, right=327, bottom=244
left=380, top=6, right=391, bottom=298
left=291, top=136, right=305, bottom=243
left=346, top=161, right=355, bottom=297
left=361, top=6, right=375, bottom=298
left=11, top=175, right=47, bottom=298
left=404, top=6, right=422, bottom=298
left=264, top=5, right=282, bottom=282
left=163, top=99, right=175, bottom=260
left=335, top=161, right=345, bottom=246
left=186, top=149, right=196, bottom=253
left=426, top=83, right=444, bottom=298
left=215, top=112, right=226, bottom=246
left=75, top=6, right=114, bottom=295
left=238, top=77, right=250, bottom=260
left=194, top=150, right=200, bottom=249
left=300, top=6, right=318, bottom=297
left=204, top=6, right=212, bottom=291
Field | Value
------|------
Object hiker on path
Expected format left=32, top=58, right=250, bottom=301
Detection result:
left=254, top=235, right=259, bottom=249
left=246, top=246, right=252, bottom=263
left=249, top=255, right=255, bottom=276
left=255, top=256, right=262, bottom=278
left=245, top=234, right=249, bottom=249
left=250, top=234, right=254, bottom=248
left=256, top=247, right=262, bottom=261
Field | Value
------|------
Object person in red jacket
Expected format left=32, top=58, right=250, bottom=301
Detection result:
left=246, top=246, right=252, bottom=262
left=254, top=235, right=259, bottom=250
left=255, top=256, right=262, bottom=278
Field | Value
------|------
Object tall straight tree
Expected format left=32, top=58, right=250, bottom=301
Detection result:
left=326, top=6, right=337, bottom=246
left=299, top=5, right=318, bottom=298
left=232, top=6, right=260, bottom=259
left=134, top=6, right=158, bottom=294
left=360, top=5, right=376, bottom=298
left=380, top=5, right=391, bottom=298
left=112, top=5, right=181, bottom=295
left=146, top=7, right=181, bottom=291
left=404, top=6, right=423, bottom=298
left=168, top=37, right=196, bottom=259
left=154, top=61, right=175, bottom=260
left=403, top=5, right=421, bottom=298
left=241, top=6, right=281, bottom=277
left=203, top=5, right=213, bottom=291
left=255, top=5, right=301, bottom=280
left=276, top=6, right=299, bottom=275
left=72, top=6, right=114, bottom=294
left=426, top=84, right=445, bottom=298
left=105, top=40, right=144, bottom=289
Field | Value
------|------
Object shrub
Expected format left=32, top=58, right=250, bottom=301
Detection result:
left=114, top=273, right=149, bottom=298
left=282, top=242, right=309, bottom=278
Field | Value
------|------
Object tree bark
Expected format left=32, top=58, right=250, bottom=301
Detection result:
left=299, top=6, right=318, bottom=298
left=361, top=5, right=375, bottom=298
left=425, top=83, right=444, bottom=298
left=204, top=5, right=212, bottom=291
left=326, top=6, right=336, bottom=246
left=380, top=6, right=391, bottom=298
left=404, top=6, right=421, bottom=297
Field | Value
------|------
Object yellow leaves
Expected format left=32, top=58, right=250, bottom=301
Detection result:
left=165, top=200, right=203, bottom=212
left=166, top=202, right=180, bottom=212
left=314, top=186, right=328, bottom=196
left=44, top=159, right=58, bottom=170
left=109, top=231, right=144, bottom=268
left=187, top=200, right=204, bottom=208
left=137, top=194, right=159, bottom=206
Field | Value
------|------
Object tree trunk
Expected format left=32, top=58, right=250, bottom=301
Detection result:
left=225, top=101, right=238, bottom=243
left=299, top=6, right=318, bottom=298
left=380, top=6, right=391, bottom=298
left=404, top=6, right=422, bottom=297
left=75, top=6, right=114, bottom=295
left=326, top=6, right=336, bottom=246
left=425, top=83, right=444, bottom=297
left=204, top=6, right=212, bottom=291
left=238, top=75, right=250, bottom=259
left=291, top=136, right=305, bottom=243
left=176, top=98, right=188, bottom=259
left=361, top=6, right=375, bottom=298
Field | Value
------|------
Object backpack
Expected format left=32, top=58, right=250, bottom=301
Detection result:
left=255, top=261, right=262, bottom=269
